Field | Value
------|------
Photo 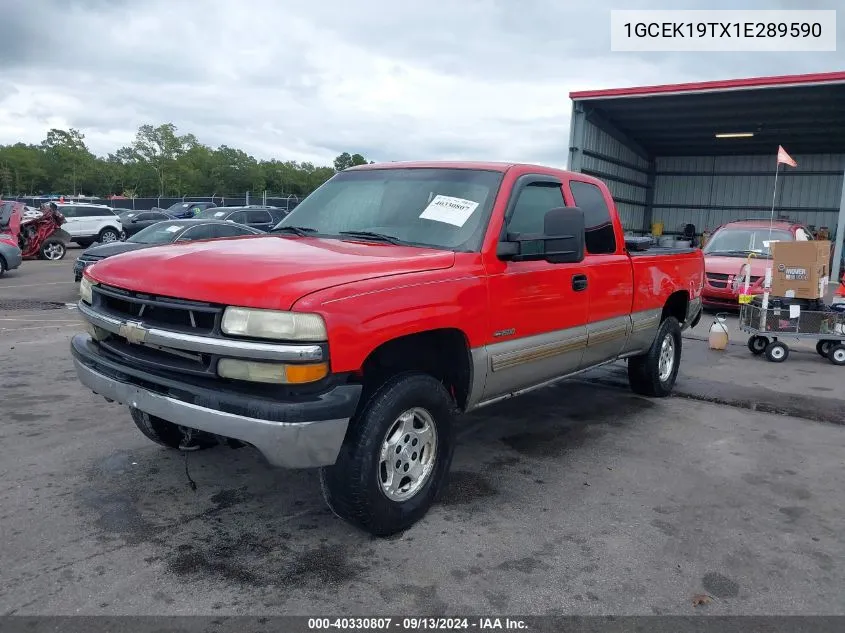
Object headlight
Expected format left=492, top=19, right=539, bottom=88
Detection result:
left=80, top=275, right=96, bottom=304
left=221, top=307, right=327, bottom=341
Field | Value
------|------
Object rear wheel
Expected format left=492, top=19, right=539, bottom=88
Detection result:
left=816, top=340, right=836, bottom=358
left=40, top=240, right=66, bottom=260
left=0, top=256, right=6, bottom=277
left=764, top=341, right=789, bottom=363
left=98, top=227, right=120, bottom=243
left=828, top=344, right=845, bottom=366
left=627, top=317, right=682, bottom=397
left=129, top=407, right=217, bottom=450
left=319, top=373, right=456, bottom=537
left=748, top=335, right=769, bottom=355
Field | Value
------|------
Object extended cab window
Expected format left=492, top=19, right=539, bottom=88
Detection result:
left=569, top=180, right=617, bottom=254
left=276, top=168, right=503, bottom=251
left=506, top=183, right=565, bottom=235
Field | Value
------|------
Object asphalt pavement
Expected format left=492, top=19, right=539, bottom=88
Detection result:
left=1, top=255, right=843, bottom=616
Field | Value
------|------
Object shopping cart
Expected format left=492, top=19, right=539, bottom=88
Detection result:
left=739, top=300, right=845, bottom=364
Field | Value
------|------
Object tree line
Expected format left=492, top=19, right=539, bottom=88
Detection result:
left=0, top=123, right=372, bottom=199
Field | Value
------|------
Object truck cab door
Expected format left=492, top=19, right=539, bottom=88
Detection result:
left=481, top=175, right=590, bottom=402
left=565, top=177, right=634, bottom=368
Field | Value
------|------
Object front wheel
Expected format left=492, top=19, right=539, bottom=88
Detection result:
left=129, top=407, right=217, bottom=450
left=40, top=240, right=66, bottom=260
left=319, top=373, right=456, bottom=537
left=628, top=316, right=682, bottom=397
left=765, top=341, right=789, bottom=363
left=816, top=340, right=836, bottom=358
left=748, top=335, right=769, bottom=355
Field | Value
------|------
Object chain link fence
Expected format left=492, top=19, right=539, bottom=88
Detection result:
left=5, top=192, right=302, bottom=212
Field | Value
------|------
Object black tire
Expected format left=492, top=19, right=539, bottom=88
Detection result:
left=816, top=340, right=836, bottom=358
left=129, top=407, right=217, bottom=450
left=0, top=256, right=6, bottom=277
left=98, top=227, right=121, bottom=244
left=628, top=316, right=683, bottom=397
left=764, top=340, right=789, bottom=363
left=319, top=372, right=457, bottom=537
left=748, top=335, right=769, bottom=355
left=39, top=239, right=66, bottom=260
left=828, top=344, right=845, bottom=366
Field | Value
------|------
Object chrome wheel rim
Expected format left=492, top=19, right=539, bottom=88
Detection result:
left=379, top=407, right=438, bottom=502
left=658, top=334, right=675, bottom=382
left=100, top=231, right=117, bottom=243
left=834, top=349, right=845, bottom=363
left=44, top=243, right=64, bottom=260
left=771, top=346, right=785, bottom=360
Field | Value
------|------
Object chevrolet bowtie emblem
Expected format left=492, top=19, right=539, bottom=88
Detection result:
left=119, top=321, right=148, bottom=344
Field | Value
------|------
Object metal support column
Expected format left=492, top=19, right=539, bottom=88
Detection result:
left=567, top=103, right=587, bottom=173
left=831, top=170, right=845, bottom=286
left=642, top=161, right=656, bottom=234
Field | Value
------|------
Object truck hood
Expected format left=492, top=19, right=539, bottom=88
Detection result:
left=85, top=235, right=456, bottom=310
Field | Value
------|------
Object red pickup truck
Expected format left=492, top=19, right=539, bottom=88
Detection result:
left=72, top=161, right=704, bottom=536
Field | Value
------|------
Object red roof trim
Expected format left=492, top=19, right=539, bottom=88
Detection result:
left=569, top=70, right=845, bottom=100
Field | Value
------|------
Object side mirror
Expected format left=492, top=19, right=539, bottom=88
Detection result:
left=497, top=206, right=585, bottom=264
left=130, top=218, right=138, bottom=223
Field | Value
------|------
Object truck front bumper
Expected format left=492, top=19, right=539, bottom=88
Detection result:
left=70, top=334, right=362, bottom=468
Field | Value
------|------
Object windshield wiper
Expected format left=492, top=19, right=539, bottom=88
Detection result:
left=271, top=226, right=317, bottom=236
left=338, top=230, right=403, bottom=245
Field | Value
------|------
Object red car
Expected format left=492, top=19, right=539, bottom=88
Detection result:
left=72, top=161, right=704, bottom=536
left=701, top=219, right=814, bottom=309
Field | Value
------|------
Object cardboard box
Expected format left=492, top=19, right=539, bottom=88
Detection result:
left=770, top=240, right=831, bottom=300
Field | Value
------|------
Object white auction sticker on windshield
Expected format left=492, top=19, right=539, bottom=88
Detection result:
left=214, top=211, right=226, bottom=217
left=165, top=225, right=181, bottom=233
left=419, top=195, right=479, bottom=227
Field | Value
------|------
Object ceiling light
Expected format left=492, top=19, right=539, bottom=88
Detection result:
left=715, top=132, right=755, bottom=138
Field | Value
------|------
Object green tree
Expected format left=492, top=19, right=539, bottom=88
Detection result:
left=0, top=123, right=372, bottom=198
left=131, top=123, right=198, bottom=196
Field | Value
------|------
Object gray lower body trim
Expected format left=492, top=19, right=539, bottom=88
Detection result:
left=465, top=308, right=664, bottom=411
left=73, top=358, right=349, bottom=468
left=684, top=296, right=703, bottom=329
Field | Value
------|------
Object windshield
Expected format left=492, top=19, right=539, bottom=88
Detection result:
left=703, top=227, right=793, bottom=257
left=128, top=222, right=184, bottom=244
left=273, top=168, right=503, bottom=251
left=166, top=202, right=196, bottom=213
left=196, top=208, right=231, bottom=219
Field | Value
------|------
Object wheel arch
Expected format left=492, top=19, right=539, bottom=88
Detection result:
left=356, top=327, right=473, bottom=412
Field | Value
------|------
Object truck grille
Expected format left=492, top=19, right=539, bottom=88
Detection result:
left=705, top=273, right=761, bottom=289
left=92, top=284, right=222, bottom=335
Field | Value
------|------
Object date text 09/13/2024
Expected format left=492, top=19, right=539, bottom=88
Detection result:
left=307, top=617, right=528, bottom=630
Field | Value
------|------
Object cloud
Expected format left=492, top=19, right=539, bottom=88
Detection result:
left=0, top=0, right=841, bottom=167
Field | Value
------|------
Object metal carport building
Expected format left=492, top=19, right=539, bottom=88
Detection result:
left=567, top=70, right=845, bottom=283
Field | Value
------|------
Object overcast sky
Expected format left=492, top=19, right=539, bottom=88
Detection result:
left=0, top=0, right=841, bottom=167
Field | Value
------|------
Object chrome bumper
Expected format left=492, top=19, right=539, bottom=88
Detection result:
left=73, top=356, right=352, bottom=469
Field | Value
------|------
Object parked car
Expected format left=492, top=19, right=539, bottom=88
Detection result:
left=0, top=201, right=24, bottom=276
left=196, top=206, right=288, bottom=232
left=73, top=219, right=262, bottom=281
left=151, top=201, right=218, bottom=219
left=70, top=161, right=704, bottom=536
left=55, top=203, right=124, bottom=247
left=118, top=210, right=176, bottom=237
left=701, top=218, right=814, bottom=309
